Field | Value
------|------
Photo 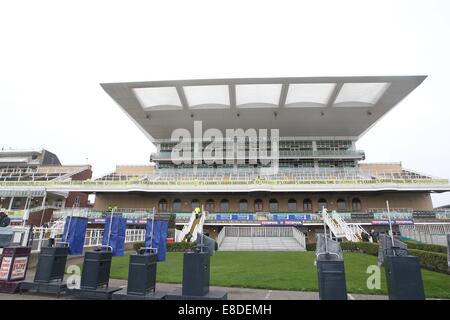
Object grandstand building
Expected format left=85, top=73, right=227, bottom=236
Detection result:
left=0, top=148, right=92, bottom=225
left=1, top=76, right=449, bottom=248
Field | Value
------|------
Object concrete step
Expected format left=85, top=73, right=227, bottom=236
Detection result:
left=219, top=237, right=305, bottom=251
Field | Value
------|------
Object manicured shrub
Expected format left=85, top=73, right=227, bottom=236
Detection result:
left=133, top=241, right=145, bottom=252
left=166, top=242, right=196, bottom=252
left=408, top=249, right=449, bottom=274
left=404, top=241, right=447, bottom=254
left=306, top=241, right=448, bottom=274
left=133, top=241, right=196, bottom=252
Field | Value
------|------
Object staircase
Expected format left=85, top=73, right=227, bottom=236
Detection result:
left=176, top=208, right=206, bottom=242
left=217, top=226, right=306, bottom=251
left=322, top=208, right=371, bottom=242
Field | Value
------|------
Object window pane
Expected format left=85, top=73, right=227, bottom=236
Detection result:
left=269, top=199, right=278, bottom=211
left=220, top=200, right=229, bottom=211
left=133, top=87, right=182, bottom=110
left=303, top=199, right=312, bottom=211
left=236, top=84, right=282, bottom=107
left=285, top=83, right=336, bottom=107
left=239, top=200, right=248, bottom=211
left=337, top=199, right=347, bottom=211
left=184, top=85, right=230, bottom=108
left=334, top=82, right=391, bottom=107
left=173, top=199, right=181, bottom=210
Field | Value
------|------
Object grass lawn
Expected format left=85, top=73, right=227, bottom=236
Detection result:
left=109, top=251, right=450, bottom=299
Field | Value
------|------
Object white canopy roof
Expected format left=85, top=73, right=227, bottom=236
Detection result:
left=101, top=76, right=426, bottom=141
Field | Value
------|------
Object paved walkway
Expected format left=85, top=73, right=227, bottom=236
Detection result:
left=0, top=270, right=388, bottom=300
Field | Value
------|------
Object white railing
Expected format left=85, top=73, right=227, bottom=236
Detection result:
left=217, top=227, right=226, bottom=248
left=125, top=228, right=146, bottom=243
left=322, top=208, right=368, bottom=242
left=322, top=209, right=346, bottom=239
left=399, top=224, right=450, bottom=247
left=19, top=226, right=146, bottom=252
left=331, top=211, right=370, bottom=242
left=177, top=210, right=197, bottom=242
left=292, top=227, right=306, bottom=249
left=191, top=211, right=206, bottom=241
left=224, top=226, right=294, bottom=237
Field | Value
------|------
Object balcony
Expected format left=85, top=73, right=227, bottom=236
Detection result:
left=151, top=149, right=365, bottom=162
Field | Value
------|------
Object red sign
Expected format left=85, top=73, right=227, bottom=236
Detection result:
left=10, top=257, right=28, bottom=280
left=0, top=257, right=12, bottom=280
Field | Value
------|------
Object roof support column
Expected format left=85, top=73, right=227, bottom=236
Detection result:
left=8, top=197, right=14, bottom=210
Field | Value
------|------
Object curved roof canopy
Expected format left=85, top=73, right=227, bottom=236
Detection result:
left=101, top=76, right=426, bottom=141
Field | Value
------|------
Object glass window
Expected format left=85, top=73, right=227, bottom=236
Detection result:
left=74, top=196, right=81, bottom=208
left=183, top=85, right=230, bottom=108
left=206, top=199, right=215, bottom=212
left=12, top=199, right=21, bottom=210
left=318, top=198, right=327, bottom=211
left=254, top=199, right=263, bottom=211
left=303, top=199, right=312, bottom=212
left=236, top=84, right=282, bottom=107
left=288, top=199, right=297, bottom=211
left=133, top=87, right=182, bottom=110
left=172, top=199, right=181, bottom=211
left=337, top=199, right=347, bottom=211
left=239, top=199, right=248, bottom=211
left=220, top=199, right=229, bottom=211
left=191, top=199, right=200, bottom=211
left=334, top=82, right=391, bottom=107
left=269, top=199, right=278, bottom=211
left=285, top=83, right=336, bottom=107
left=159, top=199, right=168, bottom=212
left=352, top=198, right=362, bottom=211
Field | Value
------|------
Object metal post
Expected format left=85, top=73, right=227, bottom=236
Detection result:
left=322, top=208, right=328, bottom=253
left=150, top=207, right=156, bottom=249
left=386, top=200, right=395, bottom=247
left=200, top=205, right=204, bottom=248
left=64, top=206, right=75, bottom=244
left=8, top=197, right=14, bottom=210
left=107, top=207, right=115, bottom=248
left=39, top=190, right=47, bottom=227
left=23, top=195, right=32, bottom=227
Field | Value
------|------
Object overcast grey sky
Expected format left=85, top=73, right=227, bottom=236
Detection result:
left=1, top=0, right=450, bottom=206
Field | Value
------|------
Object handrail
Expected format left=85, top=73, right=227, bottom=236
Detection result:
left=217, top=227, right=226, bottom=248
left=292, top=227, right=306, bottom=249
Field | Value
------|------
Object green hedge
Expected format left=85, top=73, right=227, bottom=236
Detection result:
left=404, top=241, right=447, bottom=254
left=132, top=241, right=196, bottom=252
left=408, top=249, right=449, bottom=274
left=306, top=241, right=449, bottom=274
left=306, top=241, right=378, bottom=255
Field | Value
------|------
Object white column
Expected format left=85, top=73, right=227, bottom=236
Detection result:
left=8, top=197, right=14, bottom=210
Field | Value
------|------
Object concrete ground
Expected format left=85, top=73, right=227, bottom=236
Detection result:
left=0, top=268, right=388, bottom=300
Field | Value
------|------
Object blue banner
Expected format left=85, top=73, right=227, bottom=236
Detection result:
left=145, top=219, right=169, bottom=261
left=62, top=217, right=88, bottom=255
left=102, top=216, right=127, bottom=256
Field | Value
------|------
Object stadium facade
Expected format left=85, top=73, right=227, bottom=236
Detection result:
left=0, top=148, right=92, bottom=225
left=1, top=76, right=450, bottom=245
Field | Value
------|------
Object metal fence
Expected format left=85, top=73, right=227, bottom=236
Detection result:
left=224, top=226, right=294, bottom=237
left=399, top=224, right=450, bottom=247
left=13, top=226, right=146, bottom=253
